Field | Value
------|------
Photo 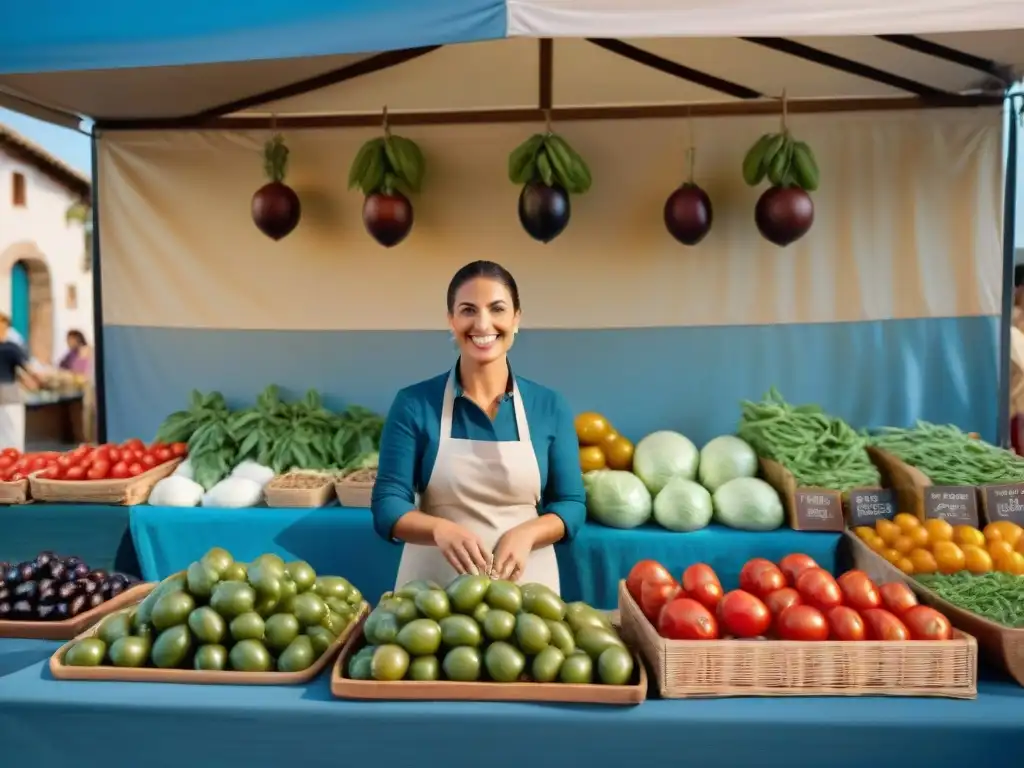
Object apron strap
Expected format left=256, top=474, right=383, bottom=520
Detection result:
left=510, top=379, right=532, bottom=444
left=440, top=368, right=458, bottom=441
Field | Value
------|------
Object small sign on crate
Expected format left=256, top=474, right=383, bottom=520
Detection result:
left=979, top=483, right=1024, bottom=526
left=845, top=488, right=897, bottom=528
left=759, top=458, right=845, bottom=532
left=922, top=486, right=979, bottom=527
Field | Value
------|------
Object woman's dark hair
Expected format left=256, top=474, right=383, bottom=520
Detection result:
left=446, top=261, right=520, bottom=313
left=67, top=330, right=87, bottom=346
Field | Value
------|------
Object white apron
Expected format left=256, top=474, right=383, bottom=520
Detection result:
left=394, top=368, right=561, bottom=594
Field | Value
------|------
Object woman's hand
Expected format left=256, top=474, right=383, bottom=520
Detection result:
left=492, top=523, right=538, bottom=582
left=433, top=519, right=492, bottom=575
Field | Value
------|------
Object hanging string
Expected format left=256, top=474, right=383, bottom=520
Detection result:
left=686, top=106, right=696, bottom=183
left=270, top=113, right=278, bottom=137
left=543, top=108, right=552, bottom=133
left=780, top=89, right=789, bottom=133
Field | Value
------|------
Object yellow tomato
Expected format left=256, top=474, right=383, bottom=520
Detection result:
left=995, top=551, right=1024, bottom=575
left=984, top=521, right=1024, bottom=547
left=907, top=526, right=930, bottom=549
left=891, top=535, right=915, bottom=555
left=574, top=412, right=613, bottom=447
left=853, top=526, right=875, bottom=541
left=909, top=548, right=938, bottom=574
left=923, top=518, right=954, bottom=544
left=602, top=435, right=635, bottom=471
left=893, top=512, right=921, bottom=532
left=875, top=519, right=901, bottom=545
left=932, top=541, right=966, bottom=574
left=961, top=544, right=993, bottom=574
left=867, top=535, right=887, bottom=553
left=988, top=540, right=1015, bottom=561
left=882, top=548, right=903, bottom=566
left=1017, top=537, right=1024, bottom=555
left=953, top=525, right=985, bottom=548
left=578, top=446, right=607, bottom=473
left=896, top=557, right=915, bottom=575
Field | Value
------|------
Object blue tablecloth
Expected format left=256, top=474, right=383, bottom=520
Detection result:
left=132, top=506, right=840, bottom=609
left=1, top=638, right=1021, bottom=768
left=0, top=503, right=141, bottom=576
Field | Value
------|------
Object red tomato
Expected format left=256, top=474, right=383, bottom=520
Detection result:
left=878, top=582, right=918, bottom=616
left=122, top=438, right=145, bottom=452
left=0, top=467, right=13, bottom=481
left=658, top=597, right=719, bottom=640
left=88, top=460, right=111, bottom=480
left=862, top=608, right=911, bottom=641
left=776, top=604, right=829, bottom=641
left=764, top=587, right=802, bottom=616
left=10, top=472, right=25, bottom=481
left=1, top=447, right=20, bottom=459
left=128, top=462, right=144, bottom=477
left=39, top=465, right=62, bottom=480
left=108, top=461, right=129, bottom=480
left=640, top=579, right=681, bottom=624
left=64, top=466, right=87, bottom=481
left=739, top=558, right=787, bottom=598
left=826, top=606, right=867, bottom=641
left=153, top=447, right=173, bottom=463
left=626, top=559, right=674, bottom=602
left=901, top=605, right=952, bottom=641
left=837, top=570, right=882, bottom=612
left=717, top=590, right=771, bottom=638
left=795, top=568, right=843, bottom=611
left=57, top=455, right=74, bottom=469
left=681, top=563, right=724, bottom=611
left=29, top=456, right=48, bottom=472
left=107, top=448, right=122, bottom=463
left=140, top=454, right=158, bottom=469
left=779, top=553, right=819, bottom=586
left=170, top=442, right=188, bottom=458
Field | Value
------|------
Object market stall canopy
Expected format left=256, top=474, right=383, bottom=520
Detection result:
left=0, top=2, right=1022, bottom=127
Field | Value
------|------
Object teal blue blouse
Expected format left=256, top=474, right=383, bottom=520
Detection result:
left=370, top=367, right=587, bottom=543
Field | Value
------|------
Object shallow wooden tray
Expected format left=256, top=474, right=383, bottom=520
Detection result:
left=0, top=478, right=30, bottom=505
left=0, top=581, right=154, bottom=640
left=49, top=601, right=368, bottom=685
left=264, top=475, right=335, bottom=508
left=845, top=531, right=1024, bottom=687
left=330, top=613, right=647, bottom=705
left=619, top=580, right=976, bottom=699
left=29, top=458, right=182, bottom=505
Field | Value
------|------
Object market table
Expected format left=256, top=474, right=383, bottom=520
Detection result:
left=131, top=506, right=841, bottom=608
left=0, top=503, right=141, bottom=577
left=1, top=638, right=1021, bottom=768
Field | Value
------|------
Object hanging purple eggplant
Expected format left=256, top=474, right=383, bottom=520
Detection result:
left=252, top=134, right=301, bottom=240
left=348, top=116, right=425, bottom=248
left=664, top=146, right=713, bottom=246
left=508, top=124, right=592, bottom=243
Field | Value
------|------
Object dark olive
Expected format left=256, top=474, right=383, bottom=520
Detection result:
left=4, top=566, right=20, bottom=585
left=47, top=562, right=66, bottom=582
left=35, top=551, right=56, bottom=568
left=0, top=601, right=10, bottom=618
left=0, top=588, right=9, bottom=603
left=57, top=582, right=79, bottom=601
left=68, top=594, right=88, bottom=617
left=13, top=582, right=37, bottom=601
left=52, top=602, right=70, bottom=621
left=88, top=569, right=108, bottom=583
left=36, top=604, right=56, bottom=621
left=64, top=556, right=84, bottom=568
left=110, top=573, right=130, bottom=587
left=88, top=593, right=105, bottom=610
left=108, top=580, right=126, bottom=598
left=77, top=579, right=98, bottom=596
left=37, top=577, right=54, bottom=593
left=11, top=600, right=33, bottom=619
left=17, top=563, right=35, bottom=582
left=38, top=588, right=57, bottom=606
left=71, top=563, right=90, bottom=580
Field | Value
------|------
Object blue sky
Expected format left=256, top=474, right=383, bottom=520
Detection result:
left=0, top=107, right=90, bottom=176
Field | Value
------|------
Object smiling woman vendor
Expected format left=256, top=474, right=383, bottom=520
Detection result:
left=371, top=260, right=586, bottom=594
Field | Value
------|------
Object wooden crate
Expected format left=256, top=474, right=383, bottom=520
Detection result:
left=264, top=473, right=335, bottom=508
left=331, top=613, right=647, bottom=705
left=29, top=459, right=181, bottom=505
left=845, top=531, right=1024, bottom=686
left=618, top=580, right=976, bottom=699
left=50, top=602, right=368, bottom=685
left=335, top=470, right=375, bottom=508
left=0, top=581, right=154, bottom=640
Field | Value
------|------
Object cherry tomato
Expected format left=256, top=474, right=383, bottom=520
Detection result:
left=779, top=553, right=819, bottom=586
left=795, top=568, right=843, bottom=611
left=826, top=606, right=867, bottom=641
left=128, top=462, right=144, bottom=477
left=153, top=447, right=173, bottom=463
left=627, top=559, right=675, bottom=602
left=57, top=455, right=75, bottom=469
left=64, top=466, right=87, bottom=481
left=87, top=463, right=110, bottom=480
left=776, top=604, right=829, bottom=641
left=739, top=558, right=787, bottom=598
left=878, top=582, right=918, bottom=616
left=39, top=465, right=61, bottom=480
left=862, top=608, right=911, bottom=641
left=109, top=461, right=130, bottom=480
left=1, top=447, right=20, bottom=459
left=640, top=579, right=681, bottom=624
left=122, top=439, right=145, bottom=452
left=837, top=570, right=882, bottom=612
left=29, top=456, right=47, bottom=472
left=107, top=448, right=121, bottom=463
left=0, top=467, right=13, bottom=482
left=658, top=597, right=719, bottom=640
left=901, top=605, right=953, bottom=641
left=717, top=590, right=771, bottom=638
left=764, top=587, right=802, bottom=616
left=681, top=563, right=724, bottom=611
left=140, top=454, right=158, bottom=469
left=170, top=442, right=188, bottom=458
left=0, top=456, right=13, bottom=470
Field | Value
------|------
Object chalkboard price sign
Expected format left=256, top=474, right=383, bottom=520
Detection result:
left=846, top=489, right=896, bottom=528
left=793, top=490, right=845, bottom=532
left=923, top=486, right=979, bottom=527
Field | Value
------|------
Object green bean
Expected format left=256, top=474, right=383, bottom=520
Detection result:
left=915, top=572, right=1024, bottom=627
left=738, top=388, right=881, bottom=491
left=869, top=422, right=1024, bottom=486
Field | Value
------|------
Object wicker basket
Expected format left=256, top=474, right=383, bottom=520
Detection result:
left=618, top=580, right=976, bottom=698
left=0, top=478, right=29, bottom=505
left=28, top=459, right=181, bottom=505
left=335, top=469, right=375, bottom=508
left=845, top=531, right=1024, bottom=686
left=264, top=472, right=335, bottom=508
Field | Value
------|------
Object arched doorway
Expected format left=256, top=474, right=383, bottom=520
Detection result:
left=0, top=242, right=53, bottom=363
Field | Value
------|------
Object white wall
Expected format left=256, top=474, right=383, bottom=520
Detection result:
left=0, top=149, right=92, bottom=364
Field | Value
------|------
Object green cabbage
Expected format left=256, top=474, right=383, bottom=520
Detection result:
left=652, top=477, right=713, bottom=532
left=583, top=470, right=652, bottom=529
left=633, top=430, right=699, bottom=495
left=698, top=435, right=758, bottom=492
left=712, top=477, right=784, bottom=531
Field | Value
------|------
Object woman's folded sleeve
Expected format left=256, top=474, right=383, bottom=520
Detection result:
left=370, top=390, right=420, bottom=543
left=542, top=393, right=587, bottom=540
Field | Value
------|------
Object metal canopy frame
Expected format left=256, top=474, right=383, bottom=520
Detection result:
left=82, top=35, right=1020, bottom=445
